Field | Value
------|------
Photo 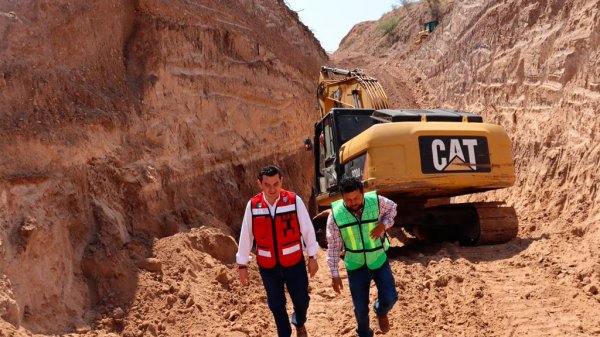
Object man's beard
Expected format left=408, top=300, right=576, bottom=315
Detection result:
left=348, top=203, right=364, bottom=212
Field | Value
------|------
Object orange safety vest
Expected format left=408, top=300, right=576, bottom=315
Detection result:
left=251, top=190, right=303, bottom=268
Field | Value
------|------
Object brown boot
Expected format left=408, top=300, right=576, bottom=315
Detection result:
left=296, top=325, right=308, bottom=337
left=377, top=315, right=390, bottom=333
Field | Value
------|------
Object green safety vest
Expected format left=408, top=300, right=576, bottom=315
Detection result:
left=332, top=191, right=390, bottom=271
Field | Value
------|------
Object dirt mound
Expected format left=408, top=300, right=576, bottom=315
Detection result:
left=96, top=228, right=251, bottom=337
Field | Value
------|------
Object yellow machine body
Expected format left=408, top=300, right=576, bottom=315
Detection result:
left=315, top=121, right=515, bottom=206
left=310, top=66, right=518, bottom=246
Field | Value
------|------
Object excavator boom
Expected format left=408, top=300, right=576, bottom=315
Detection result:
left=317, top=66, right=389, bottom=116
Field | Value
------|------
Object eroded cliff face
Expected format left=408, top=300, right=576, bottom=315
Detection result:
left=413, top=1, right=600, bottom=296
left=407, top=0, right=599, bottom=228
left=335, top=0, right=599, bottom=250
left=0, top=0, right=326, bottom=333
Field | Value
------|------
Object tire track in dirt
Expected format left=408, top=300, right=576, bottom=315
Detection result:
left=477, top=264, right=586, bottom=337
left=470, top=241, right=600, bottom=337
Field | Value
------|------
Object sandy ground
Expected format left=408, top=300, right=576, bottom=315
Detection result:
left=1, top=216, right=599, bottom=337
left=92, top=220, right=600, bottom=337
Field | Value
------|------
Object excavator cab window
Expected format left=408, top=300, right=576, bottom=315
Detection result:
left=323, top=121, right=335, bottom=165
left=313, top=109, right=376, bottom=196
left=314, top=114, right=338, bottom=194
left=336, top=114, right=376, bottom=145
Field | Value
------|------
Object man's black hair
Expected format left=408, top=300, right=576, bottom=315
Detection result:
left=339, top=176, right=364, bottom=194
left=257, top=165, right=282, bottom=181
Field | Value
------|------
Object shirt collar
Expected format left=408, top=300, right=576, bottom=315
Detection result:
left=262, top=192, right=280, bottom=208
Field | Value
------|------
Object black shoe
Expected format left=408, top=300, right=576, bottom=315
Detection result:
left=296, top=325, right=308, bottom=337
left=377, top=315, right=390, bottom=333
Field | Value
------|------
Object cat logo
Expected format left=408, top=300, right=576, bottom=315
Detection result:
left=418, top=136, right=491, bottom=174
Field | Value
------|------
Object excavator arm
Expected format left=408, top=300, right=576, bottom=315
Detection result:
left=317, top=66, right=389, bottom=116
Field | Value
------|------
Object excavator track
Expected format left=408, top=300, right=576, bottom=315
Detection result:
left=472, top=202, right=519, bottom=245
left=408, top=202, right=519, bottom=246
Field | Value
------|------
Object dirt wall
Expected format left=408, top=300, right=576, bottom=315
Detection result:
left=0, top=0, right=326, bottom=333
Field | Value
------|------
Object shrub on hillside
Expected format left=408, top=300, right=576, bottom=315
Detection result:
left=378, top=20, right=399, bottom=35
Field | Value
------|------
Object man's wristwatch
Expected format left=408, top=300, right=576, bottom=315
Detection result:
left=308, top=255, right=316, bottom=260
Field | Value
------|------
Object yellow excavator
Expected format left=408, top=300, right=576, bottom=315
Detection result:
left=309, top=66, right=518, bottom=247
left=414, top=20, right=439, bottom=46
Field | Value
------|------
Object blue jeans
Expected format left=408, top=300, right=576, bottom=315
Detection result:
left=259, top=260, right=310, bottom=337
left=347, top=259, right=398, bottom=337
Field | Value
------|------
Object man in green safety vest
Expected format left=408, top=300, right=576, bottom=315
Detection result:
left=326, top=177, right=398, bottom=337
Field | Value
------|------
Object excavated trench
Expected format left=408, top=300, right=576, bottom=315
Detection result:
left=1, top=0, right=600, bottom=336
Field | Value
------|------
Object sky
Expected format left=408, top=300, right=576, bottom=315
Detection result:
left=284, top=0, right=400, bottom=53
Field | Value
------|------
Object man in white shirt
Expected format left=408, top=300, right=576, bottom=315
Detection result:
left=237, top=165, right=319, bottom=337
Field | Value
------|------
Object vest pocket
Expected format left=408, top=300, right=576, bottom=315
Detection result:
left=279, top=241, right=302, bottom=267
left=344, top=251, right=366, bottom=271
left=256, top=245, right=276, bottom=268
left=365, top=249, right=386, bottom=270
left=281, top=242, right=301, bottom=255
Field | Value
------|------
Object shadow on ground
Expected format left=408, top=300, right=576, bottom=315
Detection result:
left=387, top=234, right=549, bottom=265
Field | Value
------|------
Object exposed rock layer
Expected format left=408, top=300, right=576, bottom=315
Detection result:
left=0, top=0, right=326, bottom=333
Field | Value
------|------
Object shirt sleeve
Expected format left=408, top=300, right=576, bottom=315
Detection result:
left=378, top=195, right=397, bottom=230
left=236, top=201, right=254, bottom=265
left=296, top=196, right=319, bottom=257
left=326, top=212, right=342, bottom=278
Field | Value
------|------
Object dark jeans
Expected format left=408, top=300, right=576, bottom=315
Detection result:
left=259, top=260, right=310, bottom=337
left=347, top=259, right=398, bottom=337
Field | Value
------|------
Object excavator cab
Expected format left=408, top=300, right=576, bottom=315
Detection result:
left=313, top=109, right=376, bottom=195
left=424, top=20, right=438, bottom=33
left=311, top=66, right=388, bottom=207
left=311, top=66, right=388, bottom=200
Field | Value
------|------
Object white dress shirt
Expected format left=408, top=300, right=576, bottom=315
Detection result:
left=236, top=193, right=319, bottom=265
